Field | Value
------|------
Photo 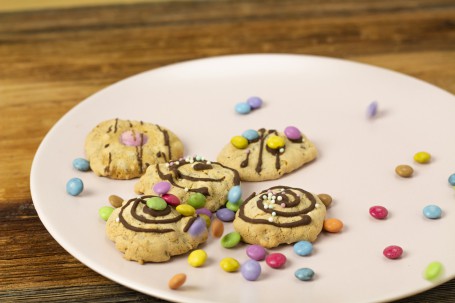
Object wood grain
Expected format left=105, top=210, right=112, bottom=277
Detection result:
left=1, top=0, right=455, bottom=301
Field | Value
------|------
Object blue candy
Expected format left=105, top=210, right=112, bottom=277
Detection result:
left=235, top=102, right=251, bottom=115
left=423, top=205, right=442, bottom=219
left=295, top=268, right=315, bottom=281
left=293, top=240, right=313, bottom=256
left=72, top=158, right=90, bottom=171
left=66, top=178, right=84, bottom=196
left=241, top=259, right=262, bottom=281
left=242, top=129, right=259, bottom=142
left=227, top=186, right=242, bottom=204
left=216, top=208, right=236, bottom=222
left=448, top=174, right=455, bottom=186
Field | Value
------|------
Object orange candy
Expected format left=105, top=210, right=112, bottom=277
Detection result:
left=323, top=218, right=343, bottom=233
left=168, top=273, right=187, bottom=290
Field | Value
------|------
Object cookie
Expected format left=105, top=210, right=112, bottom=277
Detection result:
left=106, top=195, right=208, bottom=263
left=85, top=118, right=184, bottom=179
left=135, top=156, right=241, bottom=212
left=217, top=127, right=317, bottom=181
left=233, top=186, right=326, bottom=248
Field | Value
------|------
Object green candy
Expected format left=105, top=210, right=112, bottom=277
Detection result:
left=221, top=231, right=241, bottom=248
left=99, top=206, right=114, bottom=221
left=146, top=197, right=167, bottom=210
left=226, top=200, right=242, bottom=212
left=187, top=193, right=206, bottom=209
left=424, top=261, right=443, bottom=280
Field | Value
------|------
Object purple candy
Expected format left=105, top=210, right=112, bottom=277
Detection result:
left=367, top=101, right=378, bottom=118
left=153, top=181, right=171, bottom=195
left=246, top=244, right=267, bottom=261
left=196, top=207, right=213, bottom=218
left=284, top=126, right=302, bottom=140
left=241, top=259, right=262, bottom=281
left=246, top=96, right=263, bottom=109
left=188, top=217, right=207, bottom=237
left=216, top=208, right=235, bottom=222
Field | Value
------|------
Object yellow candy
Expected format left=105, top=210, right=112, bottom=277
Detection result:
left=176, top=204, right=196, bottom=216
left=219, top=257, right=240, bottom=272
left=188, top=249, right=207, bottom=267
left=230, top=136, right=249, bottom=149
left=199, top=214, right=211, bottom=228
left=414, top=151, right=431, bottom=164
left=266, top=135, right=285, bottom=149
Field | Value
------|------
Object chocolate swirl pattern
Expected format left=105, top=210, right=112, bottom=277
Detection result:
left=233, top=186, right=326, bottom=248
left=135, top=157, right=240, bottom=211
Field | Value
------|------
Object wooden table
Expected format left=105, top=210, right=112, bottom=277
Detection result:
left=1, top=0, right=455, bottom=301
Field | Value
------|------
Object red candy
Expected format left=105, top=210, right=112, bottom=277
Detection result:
left=265, top=253, right=287, bottom=269
left=383, top=245, right=403, bottom=259
left=162, top=194, right=180, bottom=206
left=369, top=205, right=388, bottom=219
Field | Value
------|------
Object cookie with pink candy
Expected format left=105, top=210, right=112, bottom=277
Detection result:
left=85, top=118, right=184, bottom=179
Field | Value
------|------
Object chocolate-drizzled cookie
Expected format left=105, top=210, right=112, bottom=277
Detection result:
left=233, top=186, right=326, bottom=248
left=217, top=127, right=317, bottom=181
left=106, top=195, right=208, bottom=263
left=135, top=156, right=240, bottom=211
left=85, top=118, right=184, bottom=179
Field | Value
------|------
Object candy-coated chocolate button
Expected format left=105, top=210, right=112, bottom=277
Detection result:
left=153, top=181, right=171, bottom=195
left=221, top=231, right=241, bottom=248
left=187, top=193, right=206, bottom=209
left=423, top=204, right=442, bottom=219
left=424, top=261, right=443, bottom=280
left=383, top=245, right=403, bottom=259
left=369, top=205, right=388, bottom=219
left=176, top=204, right=196, bottom=216
left=284, top=126, right=302, bottom=140
left=227, top=186, right=242, bottom=204
left=162, top=193, right=180, bottom=206
left=414, top=151, right=431, bottom=164
left=211, top=218, right=224, bottom=238
left=66, top=178, right=84, bottom=196
left=242, top=129, right=259, bottom=141
left=241, top=259, right=261, bottom=281
left=188, top=217, right=207, bottom=237
left=99, top=206, right=114, bottom=221
left=72, top=158, right=90, bottom=171
left=295, top=268, right=315, bottom=281
left=246, top=96, right=263, bottom=109
left=168, top=273, right=186, bottom=290
left=108, top=195, right=124, bottom=208
left=235, top=102, right=251, bottom=115
left=293, top=241, right=313, bottom=256
left=120, top=130, right=148, bottom=146
left=220, top=257, right=240, bottom=272
left=216, top=208, right=235, bottom=222
left=395, top=164, right=413, bottom=178
left=188, top=249, right=207, bottom=267
left=323, top=218, right=343, bottom=233
left=265, top=253, right=287, bottom=269
left=231, top=136, right=249, bottom=149
left=246, top=244, right=267, bottom=261
left=146, top=197, right=167, bottom=210
left=266, top=135, right=285, bottom=149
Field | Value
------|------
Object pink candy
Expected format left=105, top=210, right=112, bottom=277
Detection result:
left=265, top=253, right=287, bottom=269
left=383, top=245, right=403, bottom=259
left=120, top=130, right=148, bottom=146
left=153, top=181, right=171, bottom=195
left=369, top=205, right=388, bottom=219
left=284, top=126, right=302, bottom=141
left=246, top=245, right=267, bottom=261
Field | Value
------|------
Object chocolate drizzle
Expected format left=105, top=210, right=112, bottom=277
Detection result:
left=156, top=125, right=172, bottom=160
left=240, top=151, right=250, bottom=168
left=193, top=163, right=213, bottom=171
left=118, top=195, right=183, bottom=233
left=135, top=133, right=145, bottom=174
left=238, top=186, right=317, bottom=228
left=254, top=129, right=281, bottom=174
left=104, top=152, right=112, bottom=174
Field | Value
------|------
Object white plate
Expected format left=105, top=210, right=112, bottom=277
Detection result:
left=31, top=54, right=455, bottom=303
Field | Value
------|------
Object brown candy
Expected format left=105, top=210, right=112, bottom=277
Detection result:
left=168, top=273, right=186, bottom=290
left=317, top=194, right=332, bottom=208
left=395, top=164, right=414, bottom=178
left=211, top=218, right=224, bottom=238
left=108, top=194, right=124, bottom=208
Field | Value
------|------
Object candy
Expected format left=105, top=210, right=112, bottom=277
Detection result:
left=227, top=186, right=242, bottom=204
left=383, top=245, right=403, bottom=259
left=199, top=214, right=211, bottom=227
left=146, top=197, right=167, bottom=210
left=284, top=126, right=302, bottom=140
left=323, top=218, right=343, bottom=233
left=187, top=249, right=207, bottom=267
left=369, top=205, right=388, bottom=219
left=196, top=207, right=212, bottom=218
left=187, top=193, right=206, bottom=209
left=220, top=257, right=240, bottom=272
left=293, top=241, right=313, bottom=256
left=176, top=204, right=196, bottom=216
left=449, top=174, right=455, bottom=186
left=211, top=218, right=224, bottom=238
left=231, top=136, right=249, bottom=149
left=153, top=181, right=171, bottom=195
left=221, top=231, right=241, bottom=248
left=98, top=206, right=114, bottom=221
left=108, top=195, right=123, bottom=208
left=168, top=273, right=186, bottom=290
left=266, top=135, right=285, bottom=149
left=367, top=101, right=378, bottom=118
left=188, top=217, right=207, bottom=237
left=235, top=102, right=252, bottom=115
left=162, top=193, right=180, bottom=206
left=265, top=253, right=287, bottom=269
left=414, top=151, right=431, bottom=164
left=424, top=261, right=443, bottom=281
left=423, top=204, right=442, bottom=219
left=242, top=129, right=259, bottom=141
left=72, top=158, right=90, bottom=171
left=317, top=193, right=332, bottom=208
left=246, top=96, right=263, bottom=109
left=226, top=201, right=241, bottom=212
left=246, top=244, right=267, bottom=261
left=241, top=260, right=262, bottom=281
left=395, top=164, right=413, bottom=178
left=295, top=268, right=315, bottom=281
left=120, top=130, right=148, bottom=146
left=216, top=208, right=235, bottom=222
left=66, top=178, right=84, bottom=196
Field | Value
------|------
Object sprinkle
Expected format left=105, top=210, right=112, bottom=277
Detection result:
left=184, top=187, right=189, bottom=192
left=206, top=161, right=211, bottom=164
left=175, top=161, right=180, bottom=165
left=169, top=162, right=174, bottom=166
left=280, top=203, right=286, bottom=208
left=271, top=195, right=276, bottom=200
left=115, top=217, right=120, bottom=222
left=277, top=196, right=283, bottom=201
left=165, top=163, right=170, bottom=167
left=264, top=204, right=269, bottom=209
left=272, top=212, right=276, bottom=216
left=245, top=149, right=250, bottom=154
left=196, top=156, right=202, bottom=161
left=268, top=217, right=274, bottom=222
left=270, top=200, right=275, bottom=204
left=268, top=204, right=274, bottom=209
left=279, top=148, right=284, bottom=153
left=262, top=195, right=267, bottom=199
